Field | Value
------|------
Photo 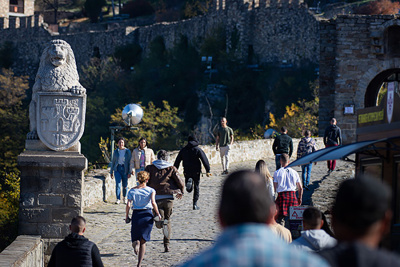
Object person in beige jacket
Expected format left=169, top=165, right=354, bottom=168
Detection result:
left=130, top=138, right=155, bottom=181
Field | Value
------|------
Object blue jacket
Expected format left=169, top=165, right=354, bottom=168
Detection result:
left=110, top=148, right=132, bottom=176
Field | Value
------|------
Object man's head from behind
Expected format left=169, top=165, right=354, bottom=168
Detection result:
left=157, top=150, right=169, bottom=161
left=332, top=176, right=392, bottom=246
left=302, top=207, right=323, bottom=230
left=70, top=216, right=86, bottom=235
left=279, top=153, right=290, bottom=167
left=281, top=126, right=287, bottom=134
left=219, top=170, right=273, bottom=227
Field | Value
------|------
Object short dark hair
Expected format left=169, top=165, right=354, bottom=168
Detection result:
left=157, top=150, right=168, bottom=161
left=281, top=126, right=287, bottom=133
left=118, top=137, right=126, bottom=144
left=333, top=176, right=391, bottom=236
left=303, top=207, right=322, bottom=229
left=219, top=170, right=272, bottom=226
left=70, top=216, right=86, bottom=233
left=280, top=153, right=289, bottom=165
left=304, top=130, right=311, bottom=137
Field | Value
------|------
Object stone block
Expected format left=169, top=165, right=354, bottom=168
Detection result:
left=52, top=177, right=82, bottom=193
left=38, top=193, right=64, bottom=205
left=18, top=222, right=38, bottom=235
left=67, top=194, right=82, bottom=207
left=38, top=223, right=69, bottom=238
left=20, top=192, right=35, bottom=206
left=52, top=208, right=80, bottom=222
left=20, top=208, right=50, bottom=223
left=20, top=176, right=50, bottom=194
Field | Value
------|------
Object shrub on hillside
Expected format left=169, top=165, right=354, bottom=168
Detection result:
left=354, top=0, right=400, bottom=15
left=121, top=0, right=155, bottom=18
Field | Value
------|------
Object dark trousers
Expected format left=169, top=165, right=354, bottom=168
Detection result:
left=184, top=172, right=200, bottom=205
left=154, top=199, right=174, bottom=245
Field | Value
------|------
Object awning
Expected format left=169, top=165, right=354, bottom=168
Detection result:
left=287, top=138, right=396, bottom=168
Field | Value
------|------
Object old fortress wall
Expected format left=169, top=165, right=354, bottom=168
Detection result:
left=0, top=0, right=320, bottom=79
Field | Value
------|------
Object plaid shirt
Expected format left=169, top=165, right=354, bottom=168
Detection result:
left=276, top=191, right=299, bottom=217
left=179, top=224, right=328, bottom=267
left=297, top=137, right=317, bottom=159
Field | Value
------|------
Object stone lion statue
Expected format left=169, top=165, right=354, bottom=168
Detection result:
left=28, top=39, right=86, bottom=139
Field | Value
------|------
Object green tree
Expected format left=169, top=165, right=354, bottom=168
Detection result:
left=114, top=43, right=143, bottom=71
left=0, top=172, right=20, bottom=251
left=109, top=101, right=183, bottom=152
left=84, top=0, right=106, bottom=23
left=268, top=80, right=319, bottom=138
left=0, top=69, right=28, bottom=251
left=0, top=69, right=29, bottom=175
left=80, top=57, right=129, bottom=162
left=0, top=42, right=14, bottom=69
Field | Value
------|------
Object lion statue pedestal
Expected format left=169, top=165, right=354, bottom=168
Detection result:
left=18, top=40, right=88, bottom=260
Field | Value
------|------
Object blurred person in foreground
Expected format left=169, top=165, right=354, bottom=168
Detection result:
left=318, top=176, right=400, bottom=266
left=179, top=170, right=328, bottom=267
left=48, top=216, right=103, bottom=267
left=291, top=207, right=336, bottom=252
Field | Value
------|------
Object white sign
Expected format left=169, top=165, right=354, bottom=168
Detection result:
left=387, top=82, right=394, bottom=124
left=289, top=206, right=308, bottom=220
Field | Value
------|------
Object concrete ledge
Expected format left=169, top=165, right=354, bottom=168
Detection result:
left=0, top=235, right=43, bottom=267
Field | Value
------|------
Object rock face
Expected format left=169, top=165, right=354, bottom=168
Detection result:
left=27, top=39, right=86, bottom=152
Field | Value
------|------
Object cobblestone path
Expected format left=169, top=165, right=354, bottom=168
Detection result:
left=84, top=157, right=354, bottom=267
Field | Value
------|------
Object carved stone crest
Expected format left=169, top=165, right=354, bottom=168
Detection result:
left=28, top=39, right=86, bottom=151
left=37, top=91, right=86, bottom=151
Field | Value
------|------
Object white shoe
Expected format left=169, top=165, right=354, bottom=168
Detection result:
left=115, top=199, right=120, bottom=204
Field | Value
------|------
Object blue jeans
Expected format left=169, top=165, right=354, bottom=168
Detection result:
left=301, top=163, right=312, bottom=187
left=115, top=164, right=128, bottom=200
left=275, top=154, right=281, bottom=170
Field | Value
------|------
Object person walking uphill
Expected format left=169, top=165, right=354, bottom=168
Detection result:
left=273, top=153, right=303, bottom=227
left=215, top=117, right=234, bottom=174
left=297, top=130, right=317, bottom=190
left=145, top=150, right=184, bottom=252
left=110, top=137, right=132, bottom=204
left=272, top=126, right=293, bottom=170
left=323, top=118, right=342, bottom=174
left=174, top=136, right=212, bottom=210
left=130, top=137, right=155, bottom=181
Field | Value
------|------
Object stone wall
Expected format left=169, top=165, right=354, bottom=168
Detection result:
left=319, top=14, right=400, bottom=143
left=0, top=0, right=319, bottom=79
left=0, top=0, right=7, bottom=18
left=82, top=137, right=324, bottom=207
left=0, top=236, right=43, bottom=267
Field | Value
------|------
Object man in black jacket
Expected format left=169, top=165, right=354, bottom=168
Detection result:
left=272, top=126, right=293, bottom=170
left=48, top=216, right=103, bottom=267
left=323, top=118, right=342, bottom=174
left=174, top=136, right=211, bottom=210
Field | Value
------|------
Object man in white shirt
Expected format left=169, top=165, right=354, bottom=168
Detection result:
left=273, top=153, right=303, bottom=226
